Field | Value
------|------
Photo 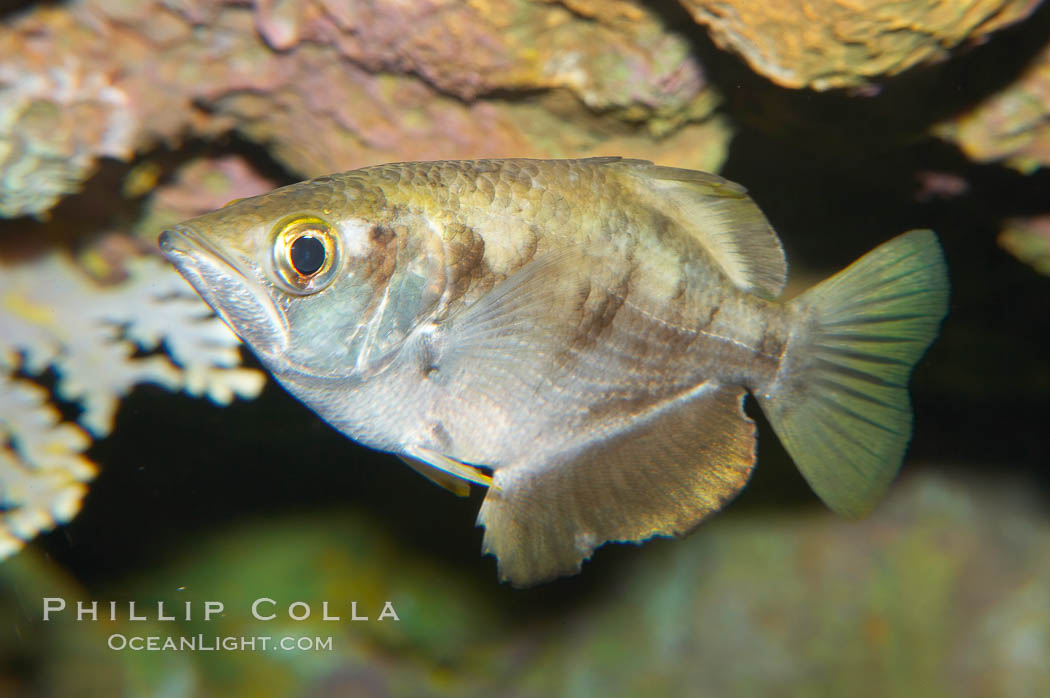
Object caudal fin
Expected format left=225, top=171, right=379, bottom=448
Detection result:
left=756, top=230, right=949, bottom=517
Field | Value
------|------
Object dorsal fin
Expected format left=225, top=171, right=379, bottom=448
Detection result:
left=619, top=161, right=788, bottom=298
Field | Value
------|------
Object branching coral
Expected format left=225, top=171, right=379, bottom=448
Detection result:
left=0, top=251, right=266, bottom=556
left=0, top=373, right=94, bottom=558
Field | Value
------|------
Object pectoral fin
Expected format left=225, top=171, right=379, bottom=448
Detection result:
left=477, top=382, right=756, bottom=587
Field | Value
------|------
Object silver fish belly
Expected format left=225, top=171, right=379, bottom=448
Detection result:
left=159, top=157, right=949, bottom=586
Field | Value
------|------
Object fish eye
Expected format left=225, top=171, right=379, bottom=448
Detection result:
left=290, top=235, right=326, bottom=275
left=272, top=216, right=341, bottom=294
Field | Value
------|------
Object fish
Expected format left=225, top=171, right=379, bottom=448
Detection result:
left=158, top=157, right=949, bottom=587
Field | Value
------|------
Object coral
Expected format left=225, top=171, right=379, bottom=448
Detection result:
left=677, top=0, right=1041, bottom=90
left=0, top=374, right=94, bottom=558
left=0, top=250, right=265, bottom=556
left=999, top=216, right=1050, bottom=275
left=935, top=40, right=1050, bottom=173
left=0, top=0, right=727, bottom=219
left=0, top=41, right=136, bottom=218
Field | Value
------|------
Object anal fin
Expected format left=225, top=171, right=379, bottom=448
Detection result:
left=477, top=382, right=756, bottom=587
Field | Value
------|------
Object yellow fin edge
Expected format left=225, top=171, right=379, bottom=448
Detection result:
left=409, top=446, right=495, bottom=489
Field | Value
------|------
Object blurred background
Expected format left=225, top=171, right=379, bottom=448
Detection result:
left=1, top=0, right=1048, bottom=696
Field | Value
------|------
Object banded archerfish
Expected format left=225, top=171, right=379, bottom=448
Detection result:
left=159, top=158, right=949, bottom=586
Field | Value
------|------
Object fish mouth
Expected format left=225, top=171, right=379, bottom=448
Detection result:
left=159, top=226, right=290, bottom=357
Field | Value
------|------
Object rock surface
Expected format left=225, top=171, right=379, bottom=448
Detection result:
left=678, top=0, right=1041, bottom=90
left=936, top=40, right=1050, bottom=173
left=0, top=0, right=727, bottom=218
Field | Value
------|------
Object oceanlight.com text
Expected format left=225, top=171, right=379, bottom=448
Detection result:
left=107, top=634, right=334, bottom=652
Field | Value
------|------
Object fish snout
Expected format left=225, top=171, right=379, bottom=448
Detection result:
left=158, top=225, right=212, bottom=256
left=158, top=223, right=292, bottom=359
left=157, top=226, right=198, bottom=260
left=157, top=228, right=176, bottom=253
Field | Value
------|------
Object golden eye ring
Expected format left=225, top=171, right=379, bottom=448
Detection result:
left=272, top=216, right=341, bottom=294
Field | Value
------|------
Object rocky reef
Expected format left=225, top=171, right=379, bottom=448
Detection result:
left=0, top=0, right=727, bottom=219
left=0, top=0, right=1048, bottom=694
left=936, top=37, right=1050, bottom=174
left=679, top=0, right=1041, bottom=90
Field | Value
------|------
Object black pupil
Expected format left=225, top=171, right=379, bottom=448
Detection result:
left=290, top=235, right=326, bottom=276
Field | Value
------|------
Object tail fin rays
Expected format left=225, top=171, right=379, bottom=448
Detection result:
left=756, top=230, right=949, bottom=517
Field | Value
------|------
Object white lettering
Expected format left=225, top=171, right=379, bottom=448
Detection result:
left=288, top=601, right=310, bottom=621
left=204, top=601, right=224, bottom=621
left=108, top=633, right=127, bottom=650
left=157, top=601, right=174, bottom=621
left=128, top=601, right=146, bottom=621
left=351, top=601, right=368, bottom=621
left=322, top=601, right=339, bottom=621
left=251, top=598, right=276, bottom=621
left=77, top=600, right=98, bottom=621
left=378, top=602, right=399, bottom=621
left=42, top=597, right=66, bottom=621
